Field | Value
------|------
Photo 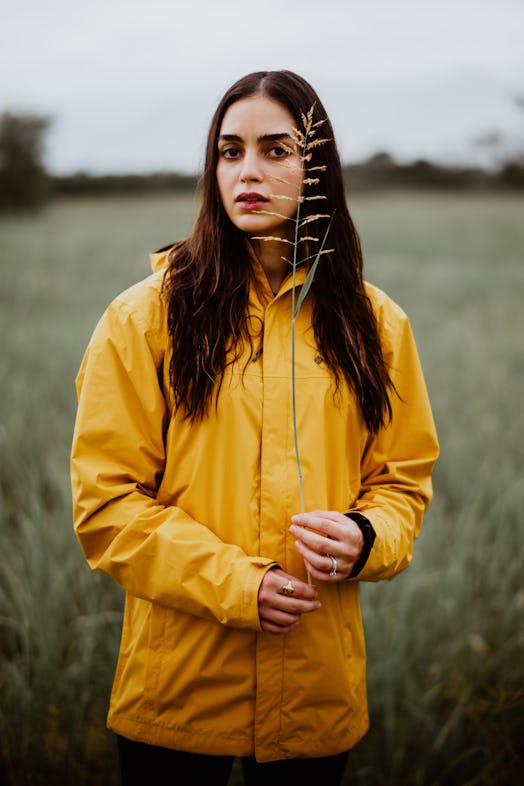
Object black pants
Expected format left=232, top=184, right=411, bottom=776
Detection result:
left=116, top=734, right=349, bottom=786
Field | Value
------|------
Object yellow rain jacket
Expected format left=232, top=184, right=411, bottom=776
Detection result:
left=71, top=248, right=439, bottom=761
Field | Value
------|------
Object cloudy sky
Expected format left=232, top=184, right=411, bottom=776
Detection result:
left=1, top=0, right=523, bottom=174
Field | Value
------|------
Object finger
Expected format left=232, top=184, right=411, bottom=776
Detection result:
left=301, top=554, right=345, bottom=583
left=259, top=594, right=321, bottom=630
left=261, top=618, right=300, bottom=634
left=260, top=607, right=301, bottom=626
left=290, top=514, right=346, bottom=542
left=264, top=572, right=319, bottom=601
left=268, top=593, right=323, bottom=616
left=302, top=559, right=332, bottom=582
left=290, top=523, right=338, bottom=556
left=308, top=509, right=348, bottom=522
left=293, top=537, right=336, bottom=574
left=292, top=509, right=345, bottom=522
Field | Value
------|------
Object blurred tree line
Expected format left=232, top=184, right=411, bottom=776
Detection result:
left=344, top=151, right=524, bottom=192
left=1, top=111, right=524, bottom=213
left=0, top=112, right=51, bottom=211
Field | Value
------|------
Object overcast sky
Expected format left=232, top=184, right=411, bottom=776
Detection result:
left=1, top=0, right=523, bottom=174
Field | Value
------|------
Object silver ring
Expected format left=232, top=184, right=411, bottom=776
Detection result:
left=328, top=555, right=337, bottom=576
left=280, top=580, right=295, bottom=595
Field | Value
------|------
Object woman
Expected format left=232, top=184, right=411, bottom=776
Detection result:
left=71, top=70, right=439, bottom=785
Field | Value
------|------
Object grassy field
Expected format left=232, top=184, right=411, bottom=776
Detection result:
left=0, top=191, right=523, bottom=785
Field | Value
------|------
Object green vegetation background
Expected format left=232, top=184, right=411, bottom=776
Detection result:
left=0, top=190, right=523, bottom=785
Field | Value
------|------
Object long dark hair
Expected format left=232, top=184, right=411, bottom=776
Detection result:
left=162, top=70, right=393, bottom=432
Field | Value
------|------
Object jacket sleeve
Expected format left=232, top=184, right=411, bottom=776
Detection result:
left=346, top=302, right=439, bottom=582
left=70, top=291, right=274, bottom=629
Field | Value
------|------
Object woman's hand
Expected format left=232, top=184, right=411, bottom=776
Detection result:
left=258, top=567, right=321, bottom=634
left=290, top=510, right=364, bottom=582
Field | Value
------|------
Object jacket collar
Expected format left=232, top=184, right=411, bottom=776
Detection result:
left=246, top=240, right=307, bottom=302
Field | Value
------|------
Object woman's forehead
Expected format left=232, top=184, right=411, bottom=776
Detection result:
left=219, top=95, right=295, bottom=136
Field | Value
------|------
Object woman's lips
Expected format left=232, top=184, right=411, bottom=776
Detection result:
left=236, top=193, right=268, bottom=211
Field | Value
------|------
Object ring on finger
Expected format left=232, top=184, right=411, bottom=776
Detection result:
left=280, top=580, right=295, bottom=595
left=328, top=555, right=337, bottom=577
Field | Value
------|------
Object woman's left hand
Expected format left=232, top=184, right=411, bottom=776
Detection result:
left=290, top=510, right=364, bottom=582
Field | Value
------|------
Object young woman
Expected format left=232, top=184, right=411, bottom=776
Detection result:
left=71, top=70, right=439, bottom=785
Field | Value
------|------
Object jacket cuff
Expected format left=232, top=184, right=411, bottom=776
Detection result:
left=344, top=512, right=376, bottom=578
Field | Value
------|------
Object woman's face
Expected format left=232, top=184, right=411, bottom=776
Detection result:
left=216, top=94, right=303, bottom=242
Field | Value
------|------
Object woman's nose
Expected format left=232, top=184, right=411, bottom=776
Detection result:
left=239, top=151, right=262, bottom=183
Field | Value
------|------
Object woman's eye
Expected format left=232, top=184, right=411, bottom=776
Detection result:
left=269, top=146, right=290, bottom=158
left=221, top=147, right=240, bottom=159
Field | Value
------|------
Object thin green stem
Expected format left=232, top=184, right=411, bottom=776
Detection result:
left=290, top=129, right=312, bottom=585
left=291, top=147, right=304, bottom=516
left=291, top=317, right=304, bottom=514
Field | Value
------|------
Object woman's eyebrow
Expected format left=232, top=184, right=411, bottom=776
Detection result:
left=218, top=132, right=293, bottom=143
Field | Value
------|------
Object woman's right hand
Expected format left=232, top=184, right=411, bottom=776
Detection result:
left=258, top=568, right=322, bottom=634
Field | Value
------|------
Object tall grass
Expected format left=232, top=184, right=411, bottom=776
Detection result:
left=0, top=191, right=522, bottom=785
left=347, top=192, right=524, bottom=786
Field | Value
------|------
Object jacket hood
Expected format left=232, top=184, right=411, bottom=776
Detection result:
left=149, top=245, right=173, bottom=273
